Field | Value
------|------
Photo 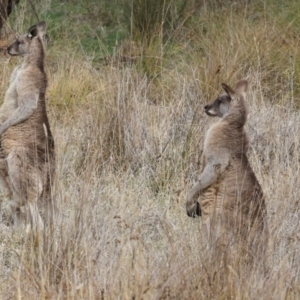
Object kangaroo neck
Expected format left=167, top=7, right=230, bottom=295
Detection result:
left=22, top=40, right=44, bottom=70
left=223, top=97, right=247, bottom=127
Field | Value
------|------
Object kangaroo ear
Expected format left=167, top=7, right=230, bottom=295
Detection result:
left=37, top=21, right=46, bottom=35
left=222, top=83, right=235, bottom=98
left=28, top=22, right=46, bottom=39
left=28, top=24, right=38, bottom=38
left=235, top=80, right=249, bottom=97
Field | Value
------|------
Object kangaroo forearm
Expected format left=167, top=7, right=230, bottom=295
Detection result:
left=0, top=104, right=36, bottom=135
left=198, top=169, right=218, bottom=190
left=187, top=182, right=202, bottom=204
left=187, top=165, right=218, bottom=204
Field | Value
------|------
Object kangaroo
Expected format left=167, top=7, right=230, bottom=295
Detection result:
left=0, top=22, right=55, bottom=231
left=186, top=80, right=267, bottom=260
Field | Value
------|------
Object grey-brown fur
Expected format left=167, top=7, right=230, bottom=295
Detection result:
left=186, top=80, right=267, bottom=259
left=0, top=22, right=55, bottom=231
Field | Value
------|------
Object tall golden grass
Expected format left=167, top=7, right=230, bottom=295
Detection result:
left=0, top=1, right=300, bottom=299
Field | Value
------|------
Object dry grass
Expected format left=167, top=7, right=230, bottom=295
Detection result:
left=0, top=1, right=300, bottom=299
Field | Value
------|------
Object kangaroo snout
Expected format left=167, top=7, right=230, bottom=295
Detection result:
left=7, top=44, right=17, bottom=56
left=204, top=104, right=217, bottom=117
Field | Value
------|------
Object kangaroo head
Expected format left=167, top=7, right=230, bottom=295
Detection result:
left=7, top=21, right=47, bottom=56
left=204, top=80, right=249, bottom=117
left=204, top=91, right=232, bottom=118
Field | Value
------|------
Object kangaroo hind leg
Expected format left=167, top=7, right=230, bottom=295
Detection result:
left=7, top=148, right=44, bottom=231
